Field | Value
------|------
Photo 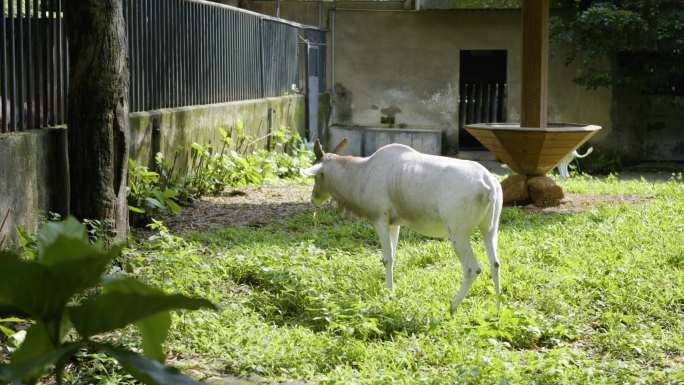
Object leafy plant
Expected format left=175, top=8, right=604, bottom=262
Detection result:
left=128, top=159, right=183, bottom=226
left=0, top=217, right=216, bottom=384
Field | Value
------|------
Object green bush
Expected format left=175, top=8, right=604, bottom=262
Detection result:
left=128, top=158, right=183, bottom=227
left=0, top=217, right=216, bottom=384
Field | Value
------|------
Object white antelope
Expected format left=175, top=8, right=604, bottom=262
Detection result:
left=302, top=139, right=503, bottom=312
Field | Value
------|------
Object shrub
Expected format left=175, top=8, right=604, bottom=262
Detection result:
left=0, top=217, right=216, bottom=384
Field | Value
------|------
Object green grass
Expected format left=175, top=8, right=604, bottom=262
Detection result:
left=125, top=175, right=684, bottom=384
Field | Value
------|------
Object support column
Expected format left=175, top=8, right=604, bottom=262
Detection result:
left=520, top=0, right=549, bottom=128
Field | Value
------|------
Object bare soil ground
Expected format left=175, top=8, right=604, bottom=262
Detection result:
left=162, top=184, right=314, bottom=234
left=522, top=192, right=650, bottom=214
left=159, top=185, right=650, bottom=235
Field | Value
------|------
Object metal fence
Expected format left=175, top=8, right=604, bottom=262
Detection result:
left=458, top=82, right=508, bottom=130
left=261, top=18, right=299, bottom=98
left=1, top=0, right=327, bottom=133
left=1, top=0, right=68, bottom=133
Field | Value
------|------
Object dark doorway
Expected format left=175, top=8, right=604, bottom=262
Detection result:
left=458, top=50, right=508, bottom=150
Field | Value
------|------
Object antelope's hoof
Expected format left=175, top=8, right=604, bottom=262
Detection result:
left=449, top=301, right=461, bottom=316
left=383, top=287, right=395, bottom=299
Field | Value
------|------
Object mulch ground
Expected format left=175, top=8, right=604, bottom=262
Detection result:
left=158, top=184, right=651, bottom=235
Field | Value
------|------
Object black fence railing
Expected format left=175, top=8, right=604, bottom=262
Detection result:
left=1, top=0, right=68, bottom=133
left=458, top=82, right=508, bottom=149
left=1, top=0, right=327, bottom=133
left=459, top=82, right=508, bottom=128
left=261, top=18, right=299, bottom=98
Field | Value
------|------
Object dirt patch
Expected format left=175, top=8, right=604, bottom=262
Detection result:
left=161, top=184, right=314, bottom=234
left=520, top=193, right=651, bottom=214
left=154, top=185, right=650, bottom=234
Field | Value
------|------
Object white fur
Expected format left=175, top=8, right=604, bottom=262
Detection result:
left=556, top=147, right=593, bottom=179
left=301, top=163, right=322, bottom=176
left=305, top=144, right=503, bottom=312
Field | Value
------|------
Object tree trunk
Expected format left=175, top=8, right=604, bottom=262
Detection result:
left=65, top=0, right=129, bottom=241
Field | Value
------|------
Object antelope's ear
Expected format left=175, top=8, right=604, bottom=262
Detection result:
left=332, top=138, right=348, bottom=154
left=301, top=163, right=323, bottom=177
left=314, top=139, right=324, bottom=161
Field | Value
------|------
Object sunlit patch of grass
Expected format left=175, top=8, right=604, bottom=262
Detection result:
left=125, top=177, right=684, bottom=384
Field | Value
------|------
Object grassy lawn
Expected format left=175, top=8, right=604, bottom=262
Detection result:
left=125, top=176, right=684, bottom=384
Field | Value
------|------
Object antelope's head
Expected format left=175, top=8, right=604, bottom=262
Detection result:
left=301, top=138, right=348, bottom=206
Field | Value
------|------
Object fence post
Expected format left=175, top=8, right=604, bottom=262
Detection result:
left=259, top=18, right=265, bottom=98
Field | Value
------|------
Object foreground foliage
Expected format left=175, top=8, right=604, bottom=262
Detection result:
left=0, top=218, right=215, bottom=384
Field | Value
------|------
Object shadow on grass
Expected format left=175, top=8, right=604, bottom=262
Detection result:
left=241, top=268, right=440, bottom=341
left=174, top=201, right=577, bottom=250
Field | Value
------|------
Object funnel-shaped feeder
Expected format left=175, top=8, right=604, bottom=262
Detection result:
left=465, top=123, right=602, bottom=207
left=465, top=123, right=601, bottom=176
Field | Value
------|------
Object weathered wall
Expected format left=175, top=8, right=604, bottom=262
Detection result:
left=332, top=9, right=613, bottom=153
left=129, top=95, right=306, bottom=171
left=0, top=95, right=309, bottom=246
left=0, top=128, right=69, bottom=247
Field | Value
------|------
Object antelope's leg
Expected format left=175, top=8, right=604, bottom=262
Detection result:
left=374, top=220, right=398, bottom=294
left=450, top=232, right=481, bottom=313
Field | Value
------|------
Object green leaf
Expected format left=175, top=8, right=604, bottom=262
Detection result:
left=68, top=278, right=215, bottom=337
left=10, top=322, right=55, bottom=366
left=0, top=324, right=16, bottom=338
left=44, top=246, right=120, bottom=312
left=95, top=343, right=202, bottom=385
left=129, top=205, right=146, bottom=214
left=145, top=196, right=166, bottom=210
left=165, top=199, right=182, bottom=215
left=35, top=216, right=113, bottom=269
left=36, top=217, right=90, bottom=263
left=162, top=189, right=179, bottom=199
left=0, top=343, right=80, bottom=384
left=137, top=311, right=171, bottom=363
left=16, top=226, right=38, bottom=260
left=39, top=233, right=100, bottom=267
left=0, top=252, right=49, bottom=318
left=0, top=317, right=30, bottom=323
left=0, top=248, right=118, bottom=320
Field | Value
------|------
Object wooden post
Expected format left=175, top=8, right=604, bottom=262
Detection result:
left=520, top=0, right=549, bottom=128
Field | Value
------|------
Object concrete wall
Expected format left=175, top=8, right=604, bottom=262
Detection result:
left=129, top=95, right=306, bottom=171
left=0, top=94, right=309, bottom=246
left=0, top=128, right=69, bottom=247
left=331, top=9, right=613, bottom=153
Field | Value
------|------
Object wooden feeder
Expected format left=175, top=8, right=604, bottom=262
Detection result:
left=465, top=123, right=601, bottom=176
left=465, top=0, right=602, bottom=207
left=466, top=123, right=601, bottom=207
